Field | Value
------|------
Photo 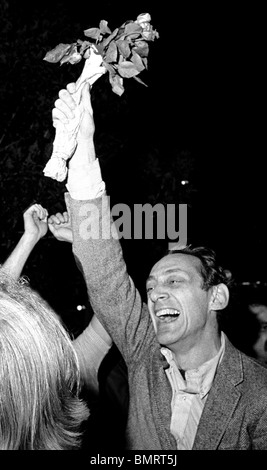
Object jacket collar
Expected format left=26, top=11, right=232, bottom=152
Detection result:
left=193, top=336, right=244, bottom=449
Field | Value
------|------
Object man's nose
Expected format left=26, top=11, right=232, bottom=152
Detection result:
left=150, top=287, right=169, bottom=302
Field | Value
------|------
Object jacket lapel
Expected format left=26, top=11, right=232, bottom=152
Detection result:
left=151, top=348, right=177, bottom=449
left=193, top=337, right=243, bottom=450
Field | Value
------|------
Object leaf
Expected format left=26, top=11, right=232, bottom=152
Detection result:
left=132, top=40, right=149, bottom=58
left=117, top=61, right=140, bottom=78
left=100, top=28, right=119, bottom=50
left=62, top=51, right=82, bottom=65
left=102, top=60, right=116, bottom=75
left=124, top=22, right=142, bottom=35
left=116, top=21, right=142, bottom=41
left=116, top=39, right=131, bottom=58
left=84, top=27, right=101, bottom=40
left=116, top=24, right=126, bottom=39
left=43, top=43, right=72, bottom=63
left=142, top=29, right=159, bottom=41
left=59, top=44, right=82, bottom=65
left=133, top=76, right=148, bottom=87
left=142, top=57, right=148, bottom=69
left=131, top=50, right=145, bottom=72
left=43, top=15, right=159, bottom=96
left=99, top=19, right=111, bottom=35
left=109, top=73, right=124, bottom=96
left=105, top=40, right=118, bottom=63
left=79, top=40, right=92, bottom=55
left=125, top=32, right=141, bottom=40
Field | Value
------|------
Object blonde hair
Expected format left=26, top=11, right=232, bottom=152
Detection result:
left=0, top=273, right=89, bottom=450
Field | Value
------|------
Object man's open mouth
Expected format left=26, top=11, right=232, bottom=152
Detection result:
left=155, top=308, right=180, bottom=322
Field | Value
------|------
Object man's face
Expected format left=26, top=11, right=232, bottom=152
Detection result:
left=146, top=253, right=215, bottom=351
left=249, top=304, right=267, bottom=365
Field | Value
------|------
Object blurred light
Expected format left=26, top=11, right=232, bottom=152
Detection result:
left=76, top=305, right=86, bottom=311
left=181, top=180, right=189, bottom=185
left=238, top=281, right=267, bottom=287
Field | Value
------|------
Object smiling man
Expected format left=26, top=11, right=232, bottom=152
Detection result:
left=146, top=250, right=229, bottom=366
left=54, top=82, right=267, bottom=450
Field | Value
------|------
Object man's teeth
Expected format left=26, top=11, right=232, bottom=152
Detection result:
left=156, top=308, right=180, bottom=318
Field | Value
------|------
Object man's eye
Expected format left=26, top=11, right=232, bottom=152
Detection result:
left=168, top=279, right=181, bottom=285
left=146, top=286, right=154, bottom=293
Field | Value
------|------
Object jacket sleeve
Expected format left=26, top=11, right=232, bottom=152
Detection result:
left=66, top=192, right=154, bottom=363
left=251, top=405, right=267, bottom=449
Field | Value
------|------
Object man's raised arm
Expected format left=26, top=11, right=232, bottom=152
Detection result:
left=57, top=82, right=152, bottom=360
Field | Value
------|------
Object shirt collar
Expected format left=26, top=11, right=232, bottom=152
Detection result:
left=161, top=333, right=226, bottom=398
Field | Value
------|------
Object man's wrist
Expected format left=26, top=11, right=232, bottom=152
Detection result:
left=69, top=139, right=96, bottom=169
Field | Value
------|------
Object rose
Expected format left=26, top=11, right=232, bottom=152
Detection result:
left=136, top=13, right=152, bottom=26
left=43, top=13, right=159, bottom=181
left=136, top=13, right=159, bottom=41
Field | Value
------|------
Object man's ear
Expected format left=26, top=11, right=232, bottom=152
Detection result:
left=209, top=283, right=229, bottom=311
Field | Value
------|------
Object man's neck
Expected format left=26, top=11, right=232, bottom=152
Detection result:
left=172, top=332, right=222, bottom=371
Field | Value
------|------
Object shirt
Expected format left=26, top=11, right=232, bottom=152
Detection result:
left=66, top=159, right=105, bottom=200
left=161, top=332, right=226, bottom=450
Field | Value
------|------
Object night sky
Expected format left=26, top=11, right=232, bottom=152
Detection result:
left=0, top=1, right=265, bottom=321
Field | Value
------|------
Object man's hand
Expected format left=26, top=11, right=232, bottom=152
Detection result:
left=23, top=204, right=48, bottom=243
left=48, top=211, right=73, bottom=243
left=53, top=82, right=94, bottom=144
left=52, top=81, right=96, bottom=169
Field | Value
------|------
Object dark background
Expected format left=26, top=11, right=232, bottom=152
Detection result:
left=0, top=0, right=265, bottom=333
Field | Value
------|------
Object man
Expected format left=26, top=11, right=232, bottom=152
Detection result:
left=54, top=82, right=267, bottom=450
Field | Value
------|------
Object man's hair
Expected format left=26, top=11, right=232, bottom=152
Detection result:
left=167, top=245, right=232, bottom=290
left=0, top=272, right=89, bottom=450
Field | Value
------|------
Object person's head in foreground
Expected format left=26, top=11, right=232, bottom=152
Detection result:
left=146, top=245, right=231, bottom=363
left=0, top=272, right=89, bottom=450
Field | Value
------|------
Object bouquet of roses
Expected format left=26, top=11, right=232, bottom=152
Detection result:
left=43, top=13, right=159, bottom=181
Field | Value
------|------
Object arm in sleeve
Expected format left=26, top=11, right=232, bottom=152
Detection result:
left=251, top=406, right=267, bottom=449
left=66, top=191, right=153, bottom=363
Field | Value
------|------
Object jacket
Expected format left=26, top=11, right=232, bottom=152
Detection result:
left=67, top=192, right=267, bottom=450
